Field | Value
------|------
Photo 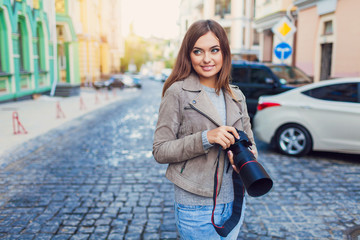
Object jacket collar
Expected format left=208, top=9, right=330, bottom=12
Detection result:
left=182, top=73, right=203, bottom=92
left=183, top=73, right=243, bottom=127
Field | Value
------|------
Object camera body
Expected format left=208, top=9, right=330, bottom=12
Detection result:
left=228, top=130, right=273, bottom=197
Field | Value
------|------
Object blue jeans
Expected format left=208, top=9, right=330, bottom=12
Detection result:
left=174, top=199, right=246, bottom=240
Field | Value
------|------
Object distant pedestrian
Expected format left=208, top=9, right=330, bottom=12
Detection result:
left=153, top=19, right=257, bottom=239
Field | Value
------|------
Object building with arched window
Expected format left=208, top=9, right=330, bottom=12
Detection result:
left=1, top=0, right=124, bottom=102
left=0, top=0, right=55, bottom=102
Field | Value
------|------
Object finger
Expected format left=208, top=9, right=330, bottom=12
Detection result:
left=220, top=135, right=232, bottom=149
left=218, top=128, right=235, bottom=145
left=250, top=149, right=257, bottom=158
left=227, top=150, right=234, bottom=165
left=215, top=138, right=227, bottom=150
left=228, top=151, right=239, bottom=173
left=223, top=131, right=236, bottom=145
left=225, top=126, right=239, bottom=139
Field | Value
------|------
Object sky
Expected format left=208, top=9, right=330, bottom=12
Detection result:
left=121, top=0, right=181, bottom=39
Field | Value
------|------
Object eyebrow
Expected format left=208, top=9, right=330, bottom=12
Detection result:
left=193, top=45, right=220, bottom=50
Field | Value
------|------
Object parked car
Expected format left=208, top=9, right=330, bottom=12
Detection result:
left=122, top=74, right=142, bottom=88
left=265, top=63, right=313, bottom=85
left=93, top=75, right=125, bottom=90
left=253, top=78, right=360, bottom=156
left=230, top=60, right=309, bottom=118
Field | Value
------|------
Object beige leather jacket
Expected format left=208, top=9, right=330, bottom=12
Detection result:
left=153, top=74, right=257, bottom=197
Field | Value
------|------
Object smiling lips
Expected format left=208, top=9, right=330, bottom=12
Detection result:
left=201, top=65, right=215, bottom=71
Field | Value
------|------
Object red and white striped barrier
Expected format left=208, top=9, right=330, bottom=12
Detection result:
left=80, top=96, right=87, bottom=110
left=12, top=111, right=28, bottom=135
left=56, top=101, right=66, bottom=119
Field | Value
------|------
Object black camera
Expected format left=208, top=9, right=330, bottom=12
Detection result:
left=228, top=130, right=273, bottom=197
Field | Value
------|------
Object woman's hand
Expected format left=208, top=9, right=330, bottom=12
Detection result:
left=228, top=148, right=257, bottom=174
left=207, top=126, right=239, bottom=150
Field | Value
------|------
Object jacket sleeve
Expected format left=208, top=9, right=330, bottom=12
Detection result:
left=153, top=86, right=205, bottom=164
left=234, top=88, right=259, bottom=159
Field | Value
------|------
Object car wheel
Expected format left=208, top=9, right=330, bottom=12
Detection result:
left=275, top=124, right=312, bottom=157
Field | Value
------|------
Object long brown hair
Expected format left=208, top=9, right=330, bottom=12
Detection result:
left=162, top=19, right=232, bottom=96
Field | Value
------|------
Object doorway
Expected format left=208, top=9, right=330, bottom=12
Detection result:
left=320, top=43, right=332, bottom=80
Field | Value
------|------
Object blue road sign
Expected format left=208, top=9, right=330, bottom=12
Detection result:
left=274, top=42, right=292, bottom=61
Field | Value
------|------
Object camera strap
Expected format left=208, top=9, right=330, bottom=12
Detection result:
left=211, top=148, right=244, bottom=237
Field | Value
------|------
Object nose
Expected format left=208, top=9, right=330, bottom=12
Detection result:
left=203, top=52, right=211, bottom=63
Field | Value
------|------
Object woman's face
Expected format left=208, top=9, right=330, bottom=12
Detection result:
left=190, top=31, right=223, bottom=87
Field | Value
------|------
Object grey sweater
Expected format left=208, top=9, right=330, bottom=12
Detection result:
left=174, top=85, right=234, bottom=205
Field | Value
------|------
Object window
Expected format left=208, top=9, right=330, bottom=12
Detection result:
left=243, top=0, right=246, bottom=16
left=242, top=27, right=246, bottom=46
left=18, top=21, right=25, bottom=72
left=324, top=21, right=333, bottom=35
left=215, top=0, right=231, bottom=17
left=302, top=83, right=358, bottom=103
left=253, top=29, right=259, bottom=46
left=269, top=65, right=312, bottom=84
left=250, top=68, right=274, bottom=84
left=231, top=67, right=248, bottom=83
left=37, top=23, right=45, bottom=72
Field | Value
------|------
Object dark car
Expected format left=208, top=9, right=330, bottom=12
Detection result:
left=230, top=60, right=309, bottom=118
left=93, top=75, right=125, bottom=90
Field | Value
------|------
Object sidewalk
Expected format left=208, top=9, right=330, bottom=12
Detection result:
left=0, top=87, right=128, bottom=159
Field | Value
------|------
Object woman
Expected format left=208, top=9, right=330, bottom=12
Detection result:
left=153, top=19, right=257, bottom=239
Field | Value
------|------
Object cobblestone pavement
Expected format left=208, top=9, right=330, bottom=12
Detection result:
left=0, top=79, right=359, bottom=240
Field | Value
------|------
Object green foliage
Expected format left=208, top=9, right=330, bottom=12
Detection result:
left=120, top=35, right=150, bottom=72
left=120, top=32, right=176, bottom=72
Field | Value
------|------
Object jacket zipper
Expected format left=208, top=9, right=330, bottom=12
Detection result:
left=180, top=161, right=188, bottom=173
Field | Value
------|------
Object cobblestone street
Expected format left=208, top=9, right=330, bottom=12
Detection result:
left=0, top=79, right=359, bottom=240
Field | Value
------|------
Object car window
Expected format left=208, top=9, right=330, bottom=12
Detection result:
left=231, top=67, right=248, bottom=83
left=250, top=68, right=274, bottom=84
left=302, top=83, right=359, bottom=103
left=269, top=66, right=311, bottom=84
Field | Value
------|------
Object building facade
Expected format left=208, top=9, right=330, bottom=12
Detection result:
left=0, top=0, right=55, bottom=102
left=75, top=0, right=123, bottom=85
left=179, top=0, right=259, bottom=60
left=294, top=0, right=360, bottom=82
left=0, top=0, right=124, bottom=102
left=55, top=0, right=80, bottom=86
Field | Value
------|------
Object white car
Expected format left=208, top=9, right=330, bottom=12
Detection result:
left=253, top=78, right=360, bottom=156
